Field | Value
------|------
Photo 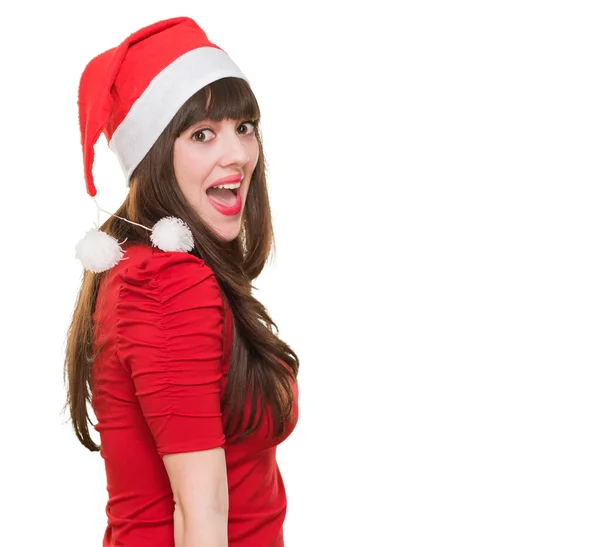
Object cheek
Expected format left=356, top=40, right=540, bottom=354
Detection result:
left=243, top=143, right=260, bottom=198
left=247, top=140, right=260, bottom=171
left=173, top=142, right=211, bottom=205
left=173, top=142, right=192, bottom=188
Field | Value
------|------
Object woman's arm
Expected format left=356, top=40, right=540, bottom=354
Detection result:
left=163, top=448, right=228, bottom=547
left=116, top=251, right=230, bottom=545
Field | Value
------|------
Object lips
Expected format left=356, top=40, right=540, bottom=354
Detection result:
left=207, top=173, right=243, bottom=189
left=205, top=173, right=244, bottom=216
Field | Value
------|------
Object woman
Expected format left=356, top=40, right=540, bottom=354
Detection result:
left=63, top=17, right=300, bottom=547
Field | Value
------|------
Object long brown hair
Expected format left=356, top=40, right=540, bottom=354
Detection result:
left=64, top=77, right=299, bottom=451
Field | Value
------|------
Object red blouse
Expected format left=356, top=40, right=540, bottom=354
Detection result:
left=91, top=244, right=298, bottom=546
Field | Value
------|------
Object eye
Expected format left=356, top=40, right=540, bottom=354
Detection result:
left=191, top=128, right=215, bottom=142
left=237, top=121, right=257, bottom=136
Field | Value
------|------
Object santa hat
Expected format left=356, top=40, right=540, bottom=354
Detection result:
left=75, top=17, right=249, bottom=273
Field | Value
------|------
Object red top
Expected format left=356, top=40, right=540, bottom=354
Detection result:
left=91, top=244, right=298, bottom=546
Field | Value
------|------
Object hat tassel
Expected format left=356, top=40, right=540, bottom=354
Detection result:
left=75, top=198, right=194, bottom=273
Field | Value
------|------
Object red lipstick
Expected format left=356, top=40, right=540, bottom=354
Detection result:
left=207, top=173, right=243, bottom=189
left=206, top=173, right=243, bottom=216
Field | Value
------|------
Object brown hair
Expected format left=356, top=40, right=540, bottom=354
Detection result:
left=63, top=77, right=299, bottom=451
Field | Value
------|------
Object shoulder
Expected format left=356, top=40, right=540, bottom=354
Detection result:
left=116, top=244, right=212, bottom=278
left=111, top=244, right=222, bottom=305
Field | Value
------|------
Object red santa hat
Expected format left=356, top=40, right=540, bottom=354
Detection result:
left=79, top=16, right=248, bottom=197
left=75, top=16, right=248, bottom=272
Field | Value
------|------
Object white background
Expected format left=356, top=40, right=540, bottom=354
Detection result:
left=0, top=1, right=599, bottom=545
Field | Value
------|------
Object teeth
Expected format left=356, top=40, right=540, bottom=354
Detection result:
left=212, top=182, right=241, bottom=190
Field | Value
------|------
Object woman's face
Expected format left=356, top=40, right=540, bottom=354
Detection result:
left=173, top=117, right=259, bottom=241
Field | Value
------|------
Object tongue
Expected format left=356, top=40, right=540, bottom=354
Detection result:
left=206, top=187, right=236, bottom=206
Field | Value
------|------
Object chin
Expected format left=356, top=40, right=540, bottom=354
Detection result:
left=212, top=221, right=242, bottom=242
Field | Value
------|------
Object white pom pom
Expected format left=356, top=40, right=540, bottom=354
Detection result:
left=75, top=228, right=125, bottom=273
left=150, top=217, right=194, bottom=252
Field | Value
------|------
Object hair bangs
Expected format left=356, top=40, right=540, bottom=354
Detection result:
left=175, top=77, right=260, bottom=134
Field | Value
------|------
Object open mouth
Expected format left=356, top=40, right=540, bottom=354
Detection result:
left=206, top=185, right=239, bottom=207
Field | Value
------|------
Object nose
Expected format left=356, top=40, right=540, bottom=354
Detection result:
left=219, top=126, right=250, bottom=167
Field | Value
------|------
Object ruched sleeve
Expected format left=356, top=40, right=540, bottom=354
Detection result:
left=115, top=251, right=226, bottom=457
